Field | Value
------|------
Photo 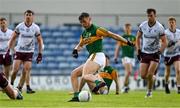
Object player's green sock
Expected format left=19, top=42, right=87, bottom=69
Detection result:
left=95, top=80, right=101, bottom=86
left=74, top=92, right=79, bottom=98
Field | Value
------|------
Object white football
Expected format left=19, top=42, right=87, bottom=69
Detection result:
left=78, top=90, right=92, bottom=102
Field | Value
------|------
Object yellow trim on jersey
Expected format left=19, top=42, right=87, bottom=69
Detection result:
left=96, top=27, right=109, bottom=37
left=79, top=35, right=103, bottom=46
left=99, top=72, right=113, bottom=80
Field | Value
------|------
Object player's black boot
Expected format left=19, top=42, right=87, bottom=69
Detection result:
left=165, top=83, right=170, bottom=94
left=68, top=97, right=79, bottom=102
left=177, top=87, right=180, bottom=94
left=16, top=89, right=23, bottom=100
left=26, top=86, right=35, bottom=94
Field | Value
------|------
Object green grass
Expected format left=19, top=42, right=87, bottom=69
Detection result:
left=0, top=90, right=180, bottom=108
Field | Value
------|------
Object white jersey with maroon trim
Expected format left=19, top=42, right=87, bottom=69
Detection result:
left=15, top=22, right=41, bottom=53
left=164, top=29, right=180, bottom=57
left=139, top=21, right=165, bottom=54
left=0, top=29, right=13, bottom=54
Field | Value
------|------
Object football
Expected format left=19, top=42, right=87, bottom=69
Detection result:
left=78, top=90, right=92, bottom=102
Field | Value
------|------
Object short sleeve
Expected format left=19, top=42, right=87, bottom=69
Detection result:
left=14, top=24, right=21, bottom=34
left=96, top=27, right=109, bottom=37
left=159, top=25, right=165, bottom=37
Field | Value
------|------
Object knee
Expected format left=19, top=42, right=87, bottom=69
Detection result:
left=23, top=67, right=31, bottom=73
left=71, top=73, right=77, bottom=80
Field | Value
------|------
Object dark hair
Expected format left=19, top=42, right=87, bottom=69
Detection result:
left=125, top=23, right=131, bottom=27
left=79, top=12, right=90, bottom=21
left=105, top=54, right=110, bottom=60
left=168, top=16, right=176, bottom=22
left=24, top=10, right=34, bottom=15
left=146, top=8, right=156, bottom=15
left=0, top=17, right=7, bottom=21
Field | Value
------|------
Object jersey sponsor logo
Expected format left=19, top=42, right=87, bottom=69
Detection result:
left=21, top=34, right=33, bottom=38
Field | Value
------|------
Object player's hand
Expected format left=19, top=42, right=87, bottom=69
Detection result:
left=127, top=40, right=134, bottom=47
left=5, top=49, right=10, bottom=58
left=72, top=49, right=78, bottom=58
left=36, top=53, right=42, bottom=64
left=114, top=58, right=118, bottom=64
left=137, top=49, right=141, bottom=61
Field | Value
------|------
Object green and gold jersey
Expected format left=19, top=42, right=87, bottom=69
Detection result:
left=98, top=66, right=118, bottom=88
left=79, top=24, right=109, bottom=55
left=118, top=34, right=136, bottom=58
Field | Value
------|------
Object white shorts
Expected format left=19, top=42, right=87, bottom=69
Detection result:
left=87, top=52, right=106, bottom=69
left=122, top=57, right=135, bottom=66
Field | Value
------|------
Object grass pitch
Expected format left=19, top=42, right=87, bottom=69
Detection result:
left=0, top=90, right=180, bottom=108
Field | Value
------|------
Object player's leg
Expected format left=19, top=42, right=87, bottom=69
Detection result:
left=3, top=54, right=13, bottom=80
left=3, top=65, right=12, bottom=80
left=25, top=70, right=35, bottom=93
left=146, top=61, right=159, bottom=98
left=122, top=61, right=132, bottom=93
left=17, top=69, right=27, bottom=92
left=164, top=65, right=171, bottom=94
left=82, top=60, right=105, bottom=92
left=69, top=64, right=83, bottom=101
left=174, top=60, right=180, bottom=93
left=10, top=60, right=22, bottom=85
left=23, top=61, right=34, bottom=94
left=140, top=63, right=149, bottom=79
left=0, top=72, right=23, bottom=100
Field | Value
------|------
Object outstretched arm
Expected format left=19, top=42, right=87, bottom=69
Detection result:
left=96, top=28, right=134, bottom=46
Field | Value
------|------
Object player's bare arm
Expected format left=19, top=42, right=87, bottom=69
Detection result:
left=96, top=28, right=134, bottom=46
left=72, top=36, right=84, bottom=59
left=136, top=31, right=142, bottom=53
left=159, top=35, right=167, bottom=53
left=37, top=35, right=44, bottom=54
left=8, top=31, right=18, bottom=50
left=114, top=42, right=120, bottom=63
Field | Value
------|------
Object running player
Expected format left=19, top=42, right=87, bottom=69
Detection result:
left=0, top=17, right=13, bottom=80
left=136, top=8, right=167, bottom=98
left=69, top=12, right=134, bottom=101
left=8, top=10, right=44, bottom=93
left=114, top=23, right=136, bottom=93
left=0, top=72, right=23, bottom=100
left=164, top=17, right=180, bottom=94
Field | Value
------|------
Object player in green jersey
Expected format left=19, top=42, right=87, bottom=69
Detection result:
left=114, top=23, right=136, bottom=93
left=69, top=12, right=134, bottom=102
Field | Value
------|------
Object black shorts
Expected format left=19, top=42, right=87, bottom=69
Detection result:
left=164, top=55, right=180, bottom=66
left=0, top=54, right=12, bottom=66
left=141, top=52, right=160, bottom=64
left=14, top=52, right=34, bottom=62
